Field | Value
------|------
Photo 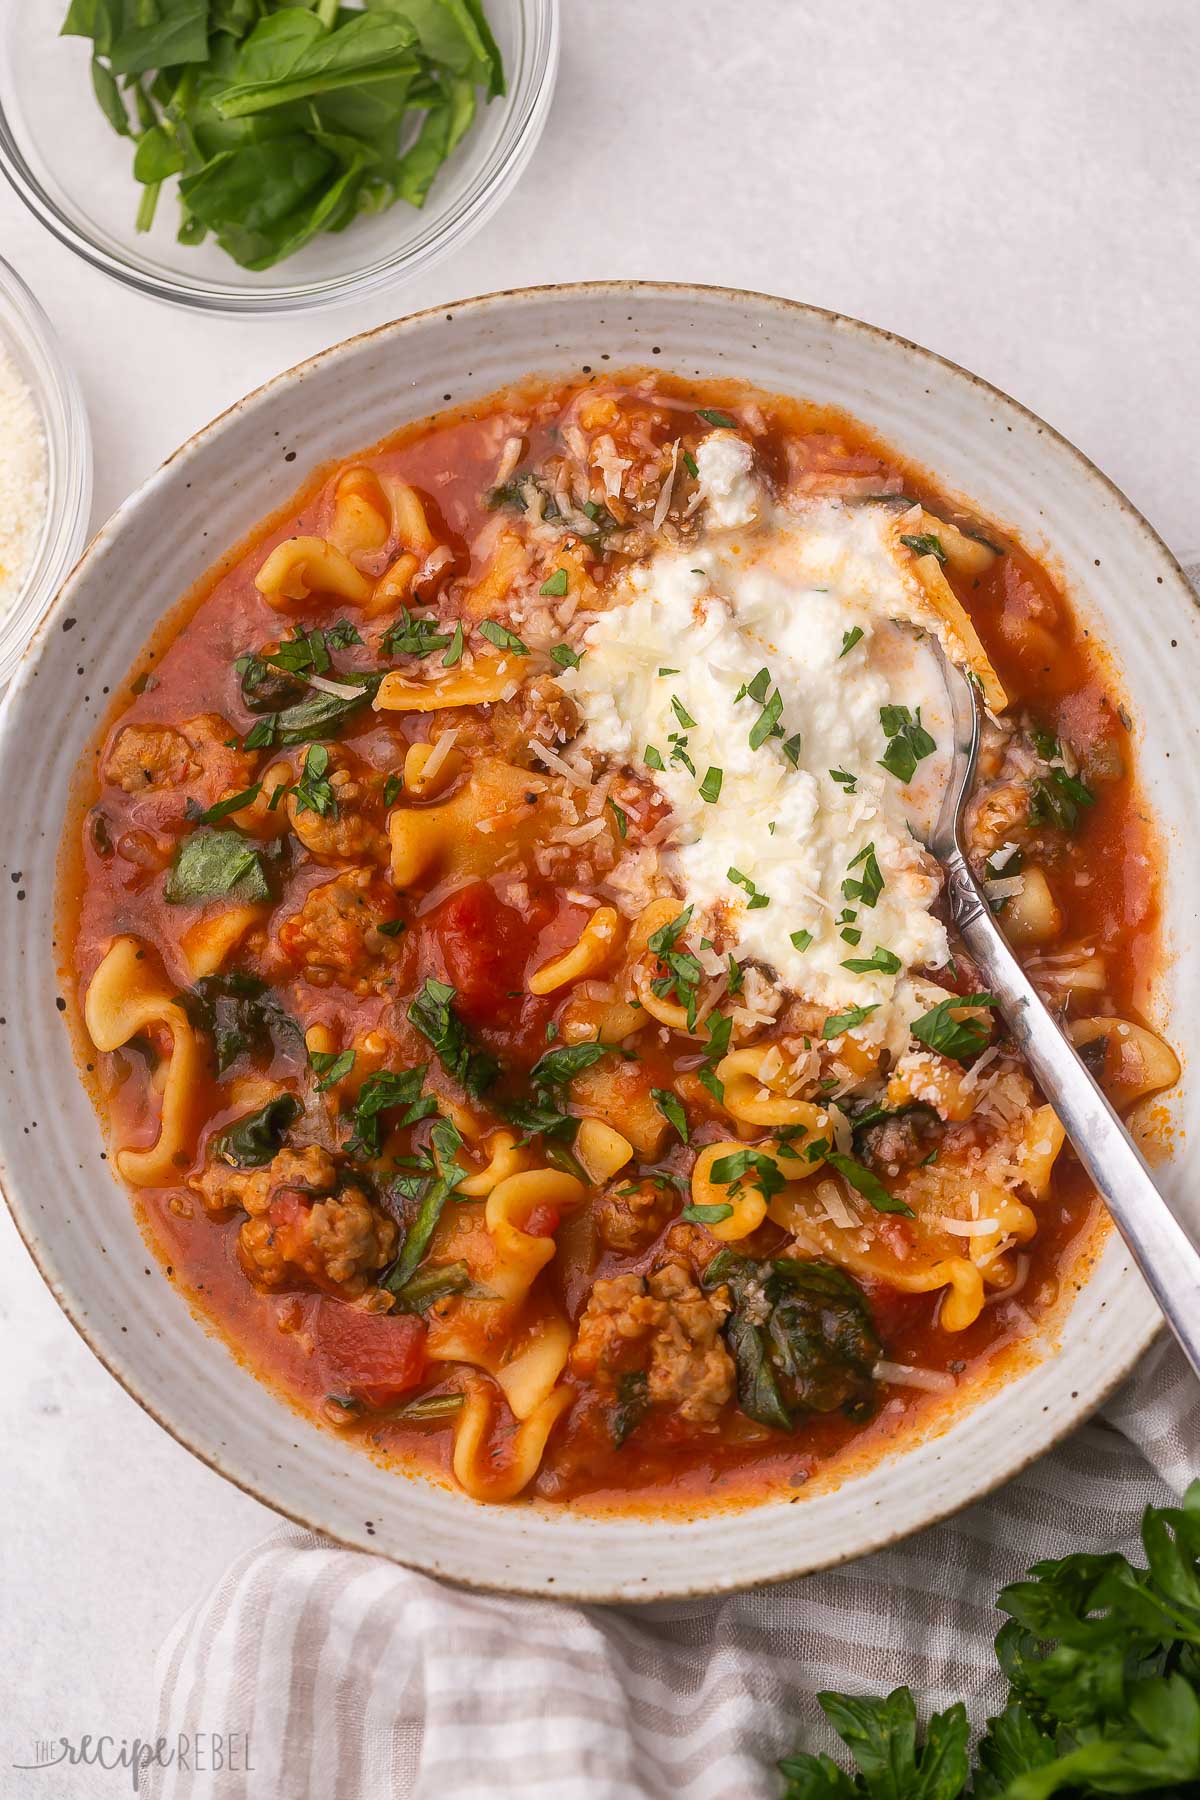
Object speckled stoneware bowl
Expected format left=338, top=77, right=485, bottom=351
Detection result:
left=0, top=284, right=1195, bottom=1600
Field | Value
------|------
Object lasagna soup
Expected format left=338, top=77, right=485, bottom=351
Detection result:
left=65, top=373, right=1179, bottom=1509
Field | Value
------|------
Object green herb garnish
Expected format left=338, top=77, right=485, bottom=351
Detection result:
left=879, top=704, right=937, bottom=784
left=822, top=1004, right=879, bottom=1039
left=910, top=992, right=997, bottom=1061
left=900, top=532, right=948, bottom=564
left=479, top=619, right=529, bottom=656
left=64, top=0, right=506, bottom=272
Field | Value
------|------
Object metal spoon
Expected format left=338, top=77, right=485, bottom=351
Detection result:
left=928, top=644, right=1200, bottom=1377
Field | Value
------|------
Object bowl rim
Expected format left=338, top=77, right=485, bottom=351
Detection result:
left=0, top=254, right=93, bottom=687
left=2, top=279, right=1192, bottom=1598
left=0, top=0, right=560, bottom=317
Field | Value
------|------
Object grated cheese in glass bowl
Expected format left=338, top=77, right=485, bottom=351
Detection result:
left=0, top=257, right=91, bottom=687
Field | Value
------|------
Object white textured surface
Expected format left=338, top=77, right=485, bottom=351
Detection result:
left=0, top=0, right=1198, bottom=1788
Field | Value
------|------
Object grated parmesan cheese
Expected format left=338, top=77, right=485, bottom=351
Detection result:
left=0, top=349, right=48, bottom=620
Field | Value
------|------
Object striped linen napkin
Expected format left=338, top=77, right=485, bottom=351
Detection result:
left=145, top=558, right=1200, bottom=1800
left=146, top=1339, right=1198, bottom=1800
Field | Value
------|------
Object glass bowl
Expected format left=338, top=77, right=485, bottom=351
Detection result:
left=0, top=257, right=92, bottom=689
left=0, top=1, right=558, bottom=317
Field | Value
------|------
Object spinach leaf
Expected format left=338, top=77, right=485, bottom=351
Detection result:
left=211, top=1093, right=301, bottom=1168
left=65, top=0, right=506, bottom=269
left=63, top=0, right=210, bottom=77
left=163, top=826, right=274, bottom=904
left=179, top=973, right=301, bottom=1076
left=703, top=1252, right=879, bottom=1430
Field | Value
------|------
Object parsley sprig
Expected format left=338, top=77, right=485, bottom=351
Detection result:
left=778, top=1481, right=1200, bottom=1799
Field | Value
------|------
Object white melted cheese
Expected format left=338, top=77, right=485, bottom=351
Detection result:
left=560, top=438, right=961, bottom=1047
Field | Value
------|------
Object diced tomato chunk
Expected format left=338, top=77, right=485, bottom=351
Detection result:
left=314, top=1303, right=427, bottom=1408
left=862, top=1278, right=927, bottom=1344
left=522, top=1204, right=560, bottom=1238
left=426, top=880, right=539, bottom=1023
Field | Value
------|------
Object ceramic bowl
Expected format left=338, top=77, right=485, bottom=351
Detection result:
left=0, top=283, right=1194, bottom=1600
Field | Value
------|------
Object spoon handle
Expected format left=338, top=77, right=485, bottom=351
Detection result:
left=943, top=845, right=1200, bottom=1379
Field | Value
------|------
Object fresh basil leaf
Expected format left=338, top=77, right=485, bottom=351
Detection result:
left=910, top=992, right=997, bottom=1061
left=526, top=1041, right=626, bottom=1088
left=681, top=1202, right=734, bottom=1224
left=346, top=1065, right=432, bottom=1158
left=274, top=671, right=382, bottom=743
left=826, top=1150, right=912, bottom=1216
left=822, top=1004, right=879, bottom=1039
left=900, top=532, right=948, bottom=564
left=310, top=1047, right=356, bottom=1092
left=651, top=1087, right=688, bottom=1143
left=383, top=1115, right=466, bottom=1294
left=196, top=782, right=261, bottom=825
left=407, top=977, right=500, bottom=1098
left=610, top=1369, right=649, bottom=1448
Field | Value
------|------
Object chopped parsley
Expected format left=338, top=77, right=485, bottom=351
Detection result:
left=682, top=449, right=699, bottom=478
left=670, top=694, right=697, bottom=731
left=790, top=929, right=813, bottom=953
left=682, top=1202, right=734, bottom=1225
left=550, top=643, right=582, bottom=670
left=879, top=705, right=937, bottom=784
left=829, top=768, right=857, bottom=791
left=539, top=568, right=569, bottom=597
left=644, top=744, right=665, bottom=771
left=608, top=798, right=628, bottom=838
left=696, top=408, right=736, bottom=429
left=383, top=772, right=403, bottom=806
left=699, top=765, right=724, bottom=804
left=839, top=626, right=864, bottom=658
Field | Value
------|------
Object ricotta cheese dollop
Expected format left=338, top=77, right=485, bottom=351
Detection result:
left=560, top=435, right=962, bottom=1047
